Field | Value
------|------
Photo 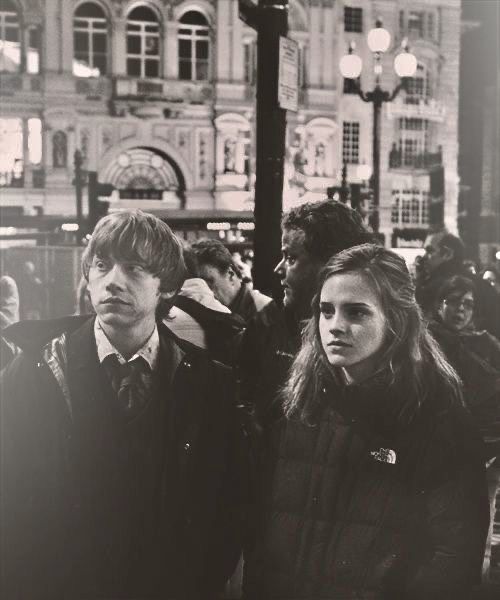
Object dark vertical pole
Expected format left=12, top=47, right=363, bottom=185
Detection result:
left=370, top=93, right=382, bottom=234
left=253, top=0, right=289, bottom=299
left=74, top=150, right=83, bottom=243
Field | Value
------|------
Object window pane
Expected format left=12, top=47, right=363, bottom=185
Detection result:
left=180, top=11, right=208, bottom=26
left=127, top=58, right=141, bottom=77
left=179, top=60, right=191, bottom=80
left=94, top=53, right=106, bottom=75
left=5, top=25, right=19, bottom=42
left=145, top=36, right=158, bottom=56
left=145, top=59, right=159, bottom=78
left=196, top=60, right=209, bottom=81
left=196, top=39, right=208, bottom=60
left=128, top=6, right=158, bottom=22
left=75, top=2, right=106, bottom=18
left=127, top=35, right=141, bottom=54
left=179, top=39, right=191, bottom=58
left=74, top=31, right=89, bottom=53
left=93, top=32, right=106, bottom=53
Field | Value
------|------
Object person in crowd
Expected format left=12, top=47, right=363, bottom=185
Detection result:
left=17, top=259, right=44, bottom=320
left=166, top=246, right=245, bottom=365
left=243, top=244, right=489, bottom=599
left=429, top=275, right=500, bottom=581
left=0, top=210, right=249, bottom=600
left=190, top=238, right=273, bottom=323
left=0, top=268, right=20, bottom=370
left=417, top=230, right=500, bottom=337
left=482, top=266, right=500, bottom=296
left=238, top=199, right=373, bottom=426
left=0, top=269, right=19, bottom=330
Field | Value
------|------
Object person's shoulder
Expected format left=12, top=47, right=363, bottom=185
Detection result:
left=249, top=288, right=274, bottom=312
left=159, top=320, right=233, bottom=375
left=3, top=315, right=90, bottom=354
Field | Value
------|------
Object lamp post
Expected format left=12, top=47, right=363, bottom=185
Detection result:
left=339, top=20, right=417, bottom=237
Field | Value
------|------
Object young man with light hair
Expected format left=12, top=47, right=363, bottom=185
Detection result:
left=1, top=209, right=249, bottom=600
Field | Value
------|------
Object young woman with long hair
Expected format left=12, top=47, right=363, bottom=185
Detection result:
left=244, top=244, right=489, bottom=600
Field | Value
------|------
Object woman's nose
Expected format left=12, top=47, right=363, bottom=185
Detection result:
left=329, top=312, right=347, bottom=332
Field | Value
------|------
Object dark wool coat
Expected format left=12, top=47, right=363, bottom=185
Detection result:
left=0, top=316, right=250, bottom=600
left=243, top=378, right=489, bottom=600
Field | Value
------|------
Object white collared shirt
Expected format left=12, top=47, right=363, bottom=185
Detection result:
left=94, top=318, right=160, bottom=371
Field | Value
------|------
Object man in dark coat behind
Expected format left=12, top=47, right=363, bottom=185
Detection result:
left=0, top=210, right=250, bottom=600
left=238, top=199, right=373, bottom=426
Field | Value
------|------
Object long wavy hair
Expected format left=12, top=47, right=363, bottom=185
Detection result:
left=282, top=244, right=462, bottom=425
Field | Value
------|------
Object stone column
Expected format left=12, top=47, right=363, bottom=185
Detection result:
left=112, top=17, right=127, bottom=76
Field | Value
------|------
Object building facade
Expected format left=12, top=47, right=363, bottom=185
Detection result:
left=0, top=0, right=461, bottom=247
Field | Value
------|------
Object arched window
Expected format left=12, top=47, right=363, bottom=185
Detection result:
left=0, top=0, right=20, bottom=73
left=178, top=11, right=210, bottom=81
left=73, top=2, right=108, bottom=77
left=126, top=5, right=160, bottom=78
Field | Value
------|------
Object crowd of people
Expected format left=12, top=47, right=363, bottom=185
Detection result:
left=0, top=201, right=499, bottom=600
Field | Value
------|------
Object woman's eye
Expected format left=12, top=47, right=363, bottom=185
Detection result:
left=348, top=308, right=367, bottom=319
left=285, top=255, right=296, bottom=265
left=320, top=306, right=334, bottom=318
left=95, top=260, right=107, bottom=270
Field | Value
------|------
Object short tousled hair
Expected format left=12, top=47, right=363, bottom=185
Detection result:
left=282, top=199, right=373, bottom=262
left=81, top=210, right=186, bottom=294
left=434, top=231, right=465, bottom=264
left=190, top=239, right=242, bottom=279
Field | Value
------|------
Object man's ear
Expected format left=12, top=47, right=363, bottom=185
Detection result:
left=440, top=246, right=454, bottom=261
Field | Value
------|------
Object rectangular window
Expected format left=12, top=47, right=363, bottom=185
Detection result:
left=391, top=189, right=429, bottom=225
left=398, top=118, right=428, bottom=167
left=344, top=7, right=363, bottom=33
left=27, top=27, right=40, bottom=74
left=243, top=40, right=257, bottom=84
left=342, top=121, right=360, bottom=164
left=408, top=11, right=424, bottom=37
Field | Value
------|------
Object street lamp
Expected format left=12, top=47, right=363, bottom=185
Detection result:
left=340, top=20, right=417, bottom=236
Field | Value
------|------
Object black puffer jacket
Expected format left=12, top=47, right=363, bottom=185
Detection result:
left=243, top=378, right=489, bottom=600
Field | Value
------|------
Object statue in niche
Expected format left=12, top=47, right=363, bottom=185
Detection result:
left=80, top=129, right=90, bottom=162
left=224, top=138, right=237, bottom=173
left=52, top=130, right=67, bottom=168
left=314, top=142, right=326, bottom=176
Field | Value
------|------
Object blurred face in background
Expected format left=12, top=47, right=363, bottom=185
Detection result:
left=438, top=291, right=475, bottom=332
left=274, top=228, right=323, bottom=317
left=422, top=233, right=450, bottom=274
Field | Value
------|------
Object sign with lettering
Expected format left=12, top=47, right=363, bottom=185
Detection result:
left=278, top=37, right=299, bottom=112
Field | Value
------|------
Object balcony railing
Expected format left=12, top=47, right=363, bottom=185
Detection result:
left=113, top=76, right=213, bottom=104
left=386, top=97, right=446, bottom=122
left=0, top=170, right=24, bottom=188
left=0, top=73, right=42, bottom=95
left=0, top=168, right=46, bottom=189
left=389, top=148, right=442, bottom=170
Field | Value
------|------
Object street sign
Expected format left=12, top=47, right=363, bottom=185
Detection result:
left=278, top=36, right=298, bottom=112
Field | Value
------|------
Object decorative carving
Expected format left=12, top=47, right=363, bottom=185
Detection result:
left=101, top=126, right=114, bottom=154
left=120, top=123, right=137, bottom=140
